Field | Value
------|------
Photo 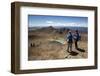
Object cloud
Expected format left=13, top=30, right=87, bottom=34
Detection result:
left=65, top=23, right=79, bottom=27
left=54, top=22, right=87, bottom=27
left=46, top=21, right=54, bottom=24
left=51, top=22, right=79, bottom=27
left=36, top=21, right=87, bottom=27
left=45, top=20, right=84, bottom=27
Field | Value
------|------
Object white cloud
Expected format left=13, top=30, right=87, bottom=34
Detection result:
left=52, top=22, right=87, bottom=27
left=51, top=22, right=79, bottom=27
left=65, top=23, right=79, bottom=27
left=46, top=21, right=54, bottom=24
left=33, top=21, right=87, bottom=27
left=45, top=20, right=86, bottom=27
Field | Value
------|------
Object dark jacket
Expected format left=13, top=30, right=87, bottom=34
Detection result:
left=66, top=32, right=73, bottom=43
left=73, top=33, right=81, bottom=41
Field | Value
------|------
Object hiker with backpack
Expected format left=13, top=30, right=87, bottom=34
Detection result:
left=73, top=30, right=81, bottom=49
left=66, top=30, right=73, bottom=53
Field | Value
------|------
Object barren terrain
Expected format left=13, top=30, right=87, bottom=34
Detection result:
left=28, top=26, right=88, bottom=60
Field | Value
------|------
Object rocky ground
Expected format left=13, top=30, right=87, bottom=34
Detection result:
left=28, top=35, right=87, bottom=60
left=28, top=26, right=88, bottom=60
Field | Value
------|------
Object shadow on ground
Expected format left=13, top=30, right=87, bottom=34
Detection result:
left=69, top=51, right=78, bottom=56
left=77, top=48, right=85, bottom=52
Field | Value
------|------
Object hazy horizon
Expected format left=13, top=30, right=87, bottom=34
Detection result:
left=28, top=15, right=88, bottom=28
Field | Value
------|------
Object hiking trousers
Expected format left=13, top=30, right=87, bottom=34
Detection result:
left=67, top=42, right=72, bottom=52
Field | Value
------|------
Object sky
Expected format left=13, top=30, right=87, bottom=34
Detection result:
left=28, top=15, right=88, bottom=27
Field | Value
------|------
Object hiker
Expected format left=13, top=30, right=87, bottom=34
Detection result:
left=73, top=30, right=81, bottom=49
left=66, top=30, right=73, bottom=53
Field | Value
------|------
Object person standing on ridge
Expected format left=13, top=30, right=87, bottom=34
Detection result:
left=66, top=30, right=73, bottom=53
left=73, top=30, right=81, bottom=49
